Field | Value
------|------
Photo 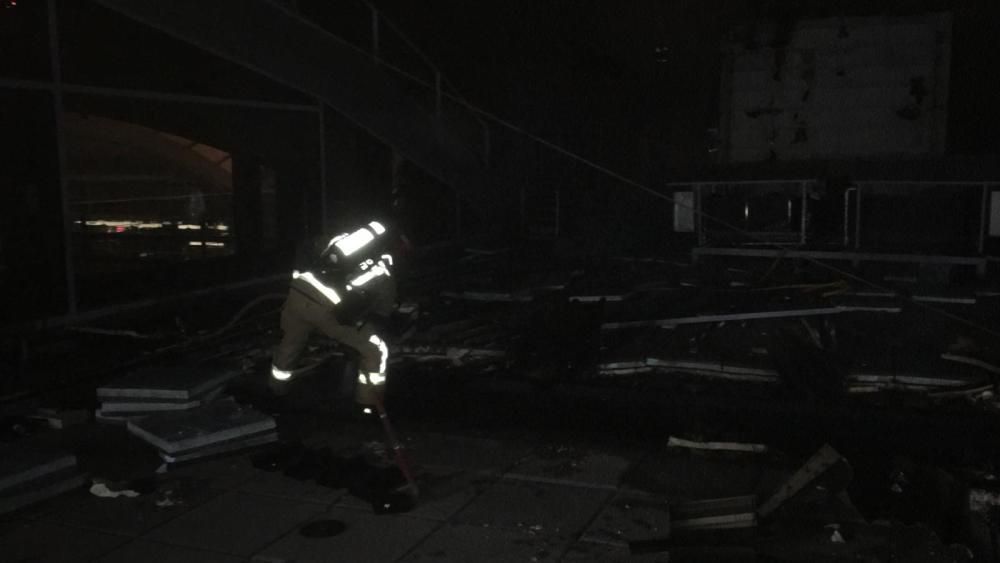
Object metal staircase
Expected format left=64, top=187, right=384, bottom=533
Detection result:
left=521, top=186, right=560, bottom=240
left=93, top=0, right=497, bottom=216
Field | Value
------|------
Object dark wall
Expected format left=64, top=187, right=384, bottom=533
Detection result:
left=56, top=0, right=311, bottom=104
left=0, top=0, right=51, bottom=81
left=0, top=89, right=68, bottom=320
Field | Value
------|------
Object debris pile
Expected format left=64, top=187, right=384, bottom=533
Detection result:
left=0, top=444, right=86, bottom=515
left=392, top=315, right=510, bottom=369
left=126, top=398, right=277, bottom=465
left=392, top=255, right=1000, bottom=407
left=95, top=364, right=241, bottom=423
left=623, top=443, right=977, bottom=561
left=93, top=361, right=276, bottom=465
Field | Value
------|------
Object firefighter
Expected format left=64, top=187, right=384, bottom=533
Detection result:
left=270, top=220, right=399, bottom=409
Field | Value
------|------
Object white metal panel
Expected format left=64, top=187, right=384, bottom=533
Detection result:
left=673, top=191, right=695, bottom=233
left=990, top=192, right=1000, bottom=237
left=721, top=12, right=951, bottom=162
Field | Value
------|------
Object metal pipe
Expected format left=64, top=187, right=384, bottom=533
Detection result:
left=519, top=183, right=526, bottom=235
left=0, top=79, right=319, bottom=113
left=454, top=189, right=461, bottom=239
left=843, top=186, right=856, bottom=248
left=855, top=184, right=862, bottom=250
left=434, top=72, right=441, bottom=117
left=664, top=179, right=816, bottom=187
left=696, top=185, right=705, bottom=247
left=318, top=102, right=328, bottom=233
left=555, top=188, right=561, bottom=238
left=482, top=123, right=491, bottom=166
left=799, top=181, right=808, bottom=246
left=48, top=0, right=77, bottom=315
left=370, top=6, right=379, bottom=60
left=979, top=183, right=989, bottom=255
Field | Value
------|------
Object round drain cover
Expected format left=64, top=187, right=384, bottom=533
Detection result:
left=299, top=519, right=347, bottom=538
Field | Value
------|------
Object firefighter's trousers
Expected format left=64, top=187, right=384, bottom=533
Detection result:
left=271, top=289, right=385, bottom=405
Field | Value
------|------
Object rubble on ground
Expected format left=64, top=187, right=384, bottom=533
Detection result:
left=95, top=364, right=241, bottom=422
left=126, top=398, right=277, bottom=465
left=0, top=443, right=87, bottom=515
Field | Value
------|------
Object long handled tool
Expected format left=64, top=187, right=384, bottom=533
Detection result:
left=366, top=376, right=419, bottom=499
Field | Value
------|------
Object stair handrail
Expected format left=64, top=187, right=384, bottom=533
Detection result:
left=267, top=0, right=490, bottom=164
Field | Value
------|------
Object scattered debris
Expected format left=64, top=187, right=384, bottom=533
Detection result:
left=757, top=444, right=849, bottom=518
left=941, top=353, right=1000, bottom=376
left=440, top=290, right=534, bottom=303
left=672, top=495, right=758, bottom=532
left=0, top=444, right=86, bottom=515
left=29, top=408, right=90, bottom=429
left=602, top=305, right=901, bottom=330
left=154, top=489, right=179, bottom=507
left=630, top=495, right=758, bottom=554
left=98, top=364, right=241, bottom=401
left=96, top=364, right=240, bottom=420
left=126, top=398, right=277, bottom=464
left=89, top=481, right=140, bottom=499
left=668, top=436, right=769, bottom=454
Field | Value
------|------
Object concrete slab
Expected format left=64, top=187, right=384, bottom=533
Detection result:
left=451, top=479, right=611, bottom=537
left=44, top=478, right=222, bottom=536
left=0, top=519, right=129, bottom=563
left=504, top=444, right=638, bottom=490
left=251, top=506, right=438, bottom=563
left=0, top=445, right=76, bottom=491
left=238, top=468, right=345, bottom=505
left=161, top=431, right=278, bottom=464
left=398, top=523, right=569, bottom=563
left=127, top=400, right=275, bottom=454
left=335, top=465, right=489, bottom=521
left=96, top=539, right=244, bottom=563
left=579, top=493, right=672, bottom=547
left=97, top=365, right=241, bottom=401
left=143, top=490, right=323, bottom=556
left=0, top=472, right=88, bottom=516
left=99, top=399, right=205, bottom=415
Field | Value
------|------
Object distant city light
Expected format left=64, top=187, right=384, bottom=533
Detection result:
left=79, top=219, right=230, bottom=232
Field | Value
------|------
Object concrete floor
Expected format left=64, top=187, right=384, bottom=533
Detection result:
left=2, top=386, right=985, bottom=563
left=1, top=416, right=687, bottom=563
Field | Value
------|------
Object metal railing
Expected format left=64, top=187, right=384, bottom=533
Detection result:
left=671, top=179, right=1000, bottom=269
left=279, top=0, right=491, bottom=164
left=665, top=180, right=817, bottom=248
left=851, top=181, right=1000, bottom=255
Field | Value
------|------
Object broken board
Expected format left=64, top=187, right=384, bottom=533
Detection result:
left=97, top=364, right=241, bottom=401
left=160, top=431, right=279, bottom=464
left=99, top=399, right=205, bottom=414
left=126, top=399, right=275, bottom=454
left=0, top=473, right=88, bottom=515
left=0, top=446, right=77, bottom=492
left=757, top=444, right=844, bottom=518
